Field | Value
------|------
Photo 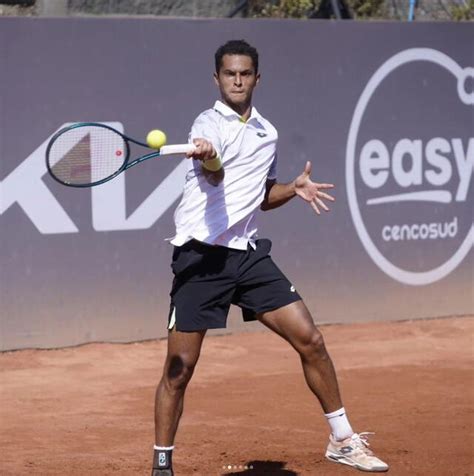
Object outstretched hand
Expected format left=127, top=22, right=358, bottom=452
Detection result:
left=294, top=161, right=335, bottom=215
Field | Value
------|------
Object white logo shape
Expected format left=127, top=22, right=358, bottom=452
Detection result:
left=0, top=122, right=188, bottom=234
left=346, top=48, right=473, bottom=286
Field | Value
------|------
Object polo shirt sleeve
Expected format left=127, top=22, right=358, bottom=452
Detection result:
left=188, top=110, right=222, bottom=158
left=267, top=153, right=278, bottom=180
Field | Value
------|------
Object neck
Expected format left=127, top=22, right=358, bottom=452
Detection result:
left=222, top=99, right=252, bottom=121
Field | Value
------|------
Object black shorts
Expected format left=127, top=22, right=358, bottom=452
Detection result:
left=167, top=239, right=302, bottom=331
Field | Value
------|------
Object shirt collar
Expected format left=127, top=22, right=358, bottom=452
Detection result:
left=213, top=100, right=262, bottom=124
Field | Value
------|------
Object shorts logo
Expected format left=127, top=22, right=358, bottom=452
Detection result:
left=346, top=48, right=473, bottom=286
left=290, top=285, right=296, bottom=292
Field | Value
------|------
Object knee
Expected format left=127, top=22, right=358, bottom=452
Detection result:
left=162, top=354, right=197, bottom=393
left=298, top=330, right=328, bottom=362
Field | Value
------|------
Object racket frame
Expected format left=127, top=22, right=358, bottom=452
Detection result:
left=46, top=122, right=171, bottom=188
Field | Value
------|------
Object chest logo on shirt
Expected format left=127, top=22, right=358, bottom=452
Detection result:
left=256, top=132, right=267, bottom=138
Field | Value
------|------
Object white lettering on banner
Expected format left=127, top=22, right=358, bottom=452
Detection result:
left=346, top=48, right=474, bottom=286
left=452, top=138, right=474, bottom=201
left=392, top=139, right=423, bottom=188
left=425, top=138, right=453, bottom=187
left=0, top=122, right=187, bottom=234
left=359, top=139, right=389, bottom=188
left=359, top=137, right=473, bottom=203
left=382, top=217, right=458, bottom=242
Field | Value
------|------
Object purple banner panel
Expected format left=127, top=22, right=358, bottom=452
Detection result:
left=1, top=18, right=472, bottom=349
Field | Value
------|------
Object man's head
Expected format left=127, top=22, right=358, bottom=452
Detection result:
left=214, top=40, right=260, bottom=116
left=214, top=40, right=259, bottom=75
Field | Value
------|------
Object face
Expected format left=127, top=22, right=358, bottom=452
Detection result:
left=214, top=54, right=260, bottom=114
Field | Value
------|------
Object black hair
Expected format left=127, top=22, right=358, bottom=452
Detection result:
left=214, top=40, right=259, bottom=74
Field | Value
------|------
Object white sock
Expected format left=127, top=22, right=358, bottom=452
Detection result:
left=324, top=407, right=354, bottom=441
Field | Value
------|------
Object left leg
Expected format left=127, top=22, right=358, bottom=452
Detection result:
left=257, top=300, right=342, bottom=413
left=258, top=300, right=388, bottom=472
left=236, top=241, right=387, bottom=471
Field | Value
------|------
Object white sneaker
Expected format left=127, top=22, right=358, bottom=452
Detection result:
left=325, top=432, right=389, bottom=472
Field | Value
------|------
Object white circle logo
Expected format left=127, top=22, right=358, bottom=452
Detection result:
left=346, top=48, right=473, bottom=286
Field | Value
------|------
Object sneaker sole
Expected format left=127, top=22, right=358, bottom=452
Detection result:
left=325, top=450, right=389, bottom=473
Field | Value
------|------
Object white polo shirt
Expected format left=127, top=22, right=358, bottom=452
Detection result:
left=170, top=100, right=278, bottom=250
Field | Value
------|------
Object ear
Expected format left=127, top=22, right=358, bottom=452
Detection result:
left=213, top=72, right=219, bottom=87
left=255, top=72, right=261, bottom=86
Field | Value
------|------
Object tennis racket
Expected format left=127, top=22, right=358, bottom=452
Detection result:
left=45, top=122, right=195, bottom=187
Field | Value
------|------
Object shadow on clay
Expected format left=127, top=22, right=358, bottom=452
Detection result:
left=222, top=460, right=298, bottom=475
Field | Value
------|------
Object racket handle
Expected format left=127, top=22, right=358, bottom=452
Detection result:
left=160, top=144, right=196, bottom=155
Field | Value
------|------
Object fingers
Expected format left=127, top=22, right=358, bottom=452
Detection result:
left=187, top=138, right=216, bottom=160
left=294, top=166, right=335, bottom=215
left=309, top=195, right=331, bottom=215
left=309, top=189, right=334, bottom=215
left=310, top=200, right=321, bottom=215
left=318, top=191, right=335, bottom=202
left=315, top=196, right=329, bottom=212
left=315, top=183, right=335, bottom=189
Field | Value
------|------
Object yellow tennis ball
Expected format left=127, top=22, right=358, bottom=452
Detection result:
left=146, top=129, right=167, bottom=149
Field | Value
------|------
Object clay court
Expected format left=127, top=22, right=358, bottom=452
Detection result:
left=1, top=316, right=472, bottom=475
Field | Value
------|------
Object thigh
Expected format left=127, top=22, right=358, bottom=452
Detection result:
left=164, top=328, right=207, bottom=377
left=233, top=240, right=301, bottom=321
left=170, top=280, right=234, bottom=331
left=257, top=300, right=321, bottom=351
left=169, top=241, right=236, bottom=331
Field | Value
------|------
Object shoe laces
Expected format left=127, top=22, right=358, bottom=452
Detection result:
left=351, top=432, right=375, bottom=456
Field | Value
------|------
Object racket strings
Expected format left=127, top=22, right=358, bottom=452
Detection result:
left=48, top=126, right=127, bottom=185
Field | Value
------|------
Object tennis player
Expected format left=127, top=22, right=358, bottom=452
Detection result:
left=152, top=40, right=388, bottom=475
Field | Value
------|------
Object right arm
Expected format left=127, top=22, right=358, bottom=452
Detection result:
left=186, top=112, right=224, bottom=186
left=186, top=138, right=224, bottom=186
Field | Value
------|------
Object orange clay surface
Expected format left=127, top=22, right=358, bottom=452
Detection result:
left=1, top=316, right=472, bottom=476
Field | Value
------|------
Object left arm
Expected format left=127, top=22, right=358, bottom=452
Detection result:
left=260, top=161, right=335, bottom=215
left=260, top=179, right=294, bottom=211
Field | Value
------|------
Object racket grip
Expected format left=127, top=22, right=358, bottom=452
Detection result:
left=160, top=144, right=196, bottom=155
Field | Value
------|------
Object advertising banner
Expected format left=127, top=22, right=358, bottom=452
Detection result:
left=1, top=18, right=472, bottom=349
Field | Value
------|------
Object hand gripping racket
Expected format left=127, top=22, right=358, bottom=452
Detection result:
left=45, top=122, right=195, bottom=187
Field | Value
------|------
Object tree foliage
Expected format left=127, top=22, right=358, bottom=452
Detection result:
left=451, top=0, right=473, bottom=20
left=248, top=0, right=316, bottom=18
left=346, top=0, right=385, bottom=18
left=248, top=0, right=473, bottom=20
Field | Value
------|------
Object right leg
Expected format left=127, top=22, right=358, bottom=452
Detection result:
left=155, top=327, right=206, bottom=445
left=153, top=241, right=235, bottom=474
